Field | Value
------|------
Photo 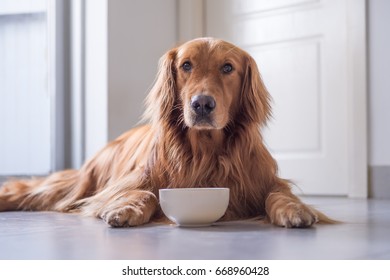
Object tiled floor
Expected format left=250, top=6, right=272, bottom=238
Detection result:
left=0, top=197, right=389, bottom=260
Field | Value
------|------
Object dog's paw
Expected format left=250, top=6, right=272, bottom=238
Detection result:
left=271, top=202, right=318, bottom=228
left=99, top=193, right=158, bottom=227
left=101, top=205, right=150, bottom=227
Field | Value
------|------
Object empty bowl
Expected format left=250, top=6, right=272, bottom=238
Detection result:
left=159, top=188, right=230, bottom=227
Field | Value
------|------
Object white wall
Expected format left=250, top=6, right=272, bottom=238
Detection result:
left=107, top=0, right=177, bottom=140
left=83, top=0, right=177, bottom=160
left=368, top=0, right=390, bottom=166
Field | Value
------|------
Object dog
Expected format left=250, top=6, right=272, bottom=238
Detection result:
left=0, top=38, right=332, bottom=228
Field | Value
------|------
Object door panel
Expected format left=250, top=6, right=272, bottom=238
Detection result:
left=205, top=0, right=350, bottom=195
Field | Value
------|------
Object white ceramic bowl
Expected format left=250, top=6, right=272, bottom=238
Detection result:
left=159, top=188, right=230, bottom=227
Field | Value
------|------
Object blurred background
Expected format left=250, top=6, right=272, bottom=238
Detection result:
left=0, top=0, right=388, bottom=199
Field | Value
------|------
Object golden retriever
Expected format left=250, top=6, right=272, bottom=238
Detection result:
left=0, top=38, right=332, bottom=228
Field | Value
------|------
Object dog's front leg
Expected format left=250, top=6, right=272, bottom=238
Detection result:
left=265, top=191, right=318, bottom=228
left=97, top=190, right=158, bottom=227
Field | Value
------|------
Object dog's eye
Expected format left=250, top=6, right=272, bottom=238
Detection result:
left=182, top=61, right=192, bottom=72
left=222, top=63, right=233, bottom=74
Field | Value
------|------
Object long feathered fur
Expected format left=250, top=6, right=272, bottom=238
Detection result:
left=0, top=38, right=334, bottom=227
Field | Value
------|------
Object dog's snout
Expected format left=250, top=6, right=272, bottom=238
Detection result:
left=191, top=95, right=216, bottom=116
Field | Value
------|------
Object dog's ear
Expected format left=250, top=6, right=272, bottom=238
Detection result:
left=143, top=48, right=177, bottom=125
left=241, top=55, right=272, bottom=126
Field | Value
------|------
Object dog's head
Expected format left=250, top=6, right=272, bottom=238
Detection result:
left=145, top=38, right=271, bottom=130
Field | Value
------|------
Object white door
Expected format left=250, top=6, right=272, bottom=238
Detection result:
left=205, top=0, right=367, bottom=196
left=0, top=0, right=51, bottom=175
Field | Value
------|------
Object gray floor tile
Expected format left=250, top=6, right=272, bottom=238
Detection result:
left=0, top=197, right=389, bottom=259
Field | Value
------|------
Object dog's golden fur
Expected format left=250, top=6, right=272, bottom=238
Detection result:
left=0, top=38, right=332, bottom=227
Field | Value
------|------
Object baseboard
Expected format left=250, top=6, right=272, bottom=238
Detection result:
left=369, top=165, right=390, bottom=199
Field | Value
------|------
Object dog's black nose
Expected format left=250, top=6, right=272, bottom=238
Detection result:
left=191, top=95, right=216, bottom=116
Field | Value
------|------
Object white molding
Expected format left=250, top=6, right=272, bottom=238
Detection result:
left=84, top=0, right=108, bottom=160
left=0, top=0, right=46, bottom=15
left=70, top=0, right=86, bottom=168
left=346, top=0, right=368, bottom=198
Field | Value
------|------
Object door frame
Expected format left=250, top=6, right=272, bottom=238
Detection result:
left=345, top=0, right=367, bottom=198
left=179, top=0, right=367, bottom=198
left=48, top=0, right=70, bottom=172
left=68, top=0, right=109, bottom=167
